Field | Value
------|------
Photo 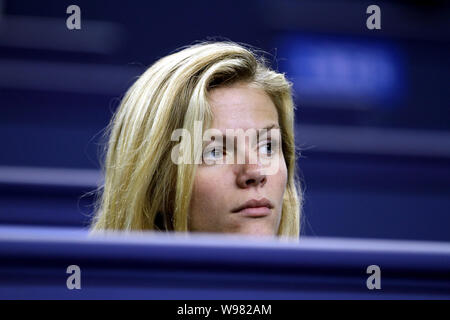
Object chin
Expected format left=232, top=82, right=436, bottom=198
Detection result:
left=234, top=223, right=277, bottom=237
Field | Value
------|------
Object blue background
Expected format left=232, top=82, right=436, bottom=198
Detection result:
left=0, top=0, right=449, bottom=241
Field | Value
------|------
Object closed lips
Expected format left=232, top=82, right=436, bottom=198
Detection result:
left=231, top=198, right=273, bottom=213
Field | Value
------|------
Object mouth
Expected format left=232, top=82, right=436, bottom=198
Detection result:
left=231, top=198, right=274, bottom=217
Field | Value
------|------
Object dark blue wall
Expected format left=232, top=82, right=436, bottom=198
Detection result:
left=1, top=0, right=449, bottom=241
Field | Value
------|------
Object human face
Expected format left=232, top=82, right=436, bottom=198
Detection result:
left=188, top=82, right=288, bottom=236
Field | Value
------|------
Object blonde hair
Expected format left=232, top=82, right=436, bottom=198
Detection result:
left=90, top=41, right=303, bottom=238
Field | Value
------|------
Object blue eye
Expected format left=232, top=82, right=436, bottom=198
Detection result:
left=203, top=146, right=225, bottom=161
left=260, top=141, right=273, bottom=155
left=210, top=148, right=223, bottom=158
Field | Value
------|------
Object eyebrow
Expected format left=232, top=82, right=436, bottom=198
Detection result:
left=205, top=124, right=280, bottom=145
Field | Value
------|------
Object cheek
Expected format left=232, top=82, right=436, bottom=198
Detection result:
left=192, top=176, right=215, bottom=209
left=274, top=155, right=288, bottom=195
left=281, top=160, right=288, bottom=188
left=190, top=168, right=228, bottom=213
left=189, top=167, right=233, bottom=232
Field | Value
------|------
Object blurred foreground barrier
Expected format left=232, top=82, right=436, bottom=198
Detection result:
left=0, top=226, right=449, bottom=299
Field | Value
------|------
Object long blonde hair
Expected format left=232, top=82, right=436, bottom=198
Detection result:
left=90, top=41, right=303, bottom=237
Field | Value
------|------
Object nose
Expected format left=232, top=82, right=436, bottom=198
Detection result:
left=236, top=163, right=267, bottom=189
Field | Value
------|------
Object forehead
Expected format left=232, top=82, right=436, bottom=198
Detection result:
left=207, top=83, right=279, bottom=131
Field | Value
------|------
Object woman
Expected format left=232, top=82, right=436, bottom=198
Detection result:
left=90, top=41, right=302, bottom=238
